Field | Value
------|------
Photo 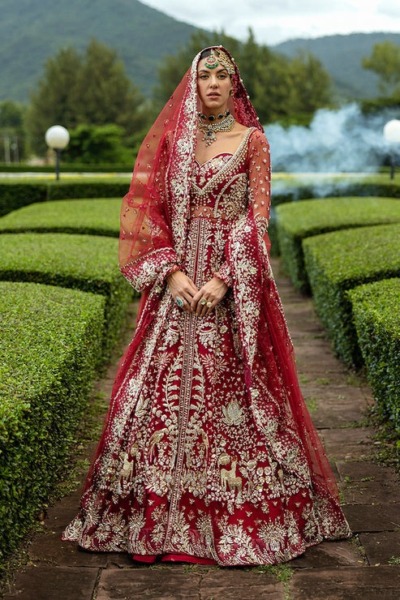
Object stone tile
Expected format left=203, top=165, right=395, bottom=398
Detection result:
left=358, top=532, right=400, bottom=564
left=28, top=530, right=108, bottom=568
left=3, top=566, right=99, bottom=600
left=336, top=461, right=399, bottom=483
left=200, top=569, right=284, bottom=600
left=343, top=503, right=400, bottom=532
left=342, top=479, right=400, bottom=505
left=319, top=428, right=373, bottom=460
left=289, top=566, right=400, bottom=600
left=96, top=567, right=203, bottom=600
left=290, top=540, right=364, bottom=569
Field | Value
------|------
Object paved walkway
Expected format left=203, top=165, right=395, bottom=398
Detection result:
left=3, top=259, right=400, bottom=599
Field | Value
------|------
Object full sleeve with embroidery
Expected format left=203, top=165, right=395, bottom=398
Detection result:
left=213, top=129, right=271, bottom=286
left=247, top=129, right=271, bottom=247
left=119, top=134, right=183, bottom=293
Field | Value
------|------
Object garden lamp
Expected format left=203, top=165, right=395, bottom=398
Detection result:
left=45, top=125, right=70, bottom=181
left=383, top=119, right=400, bottom=180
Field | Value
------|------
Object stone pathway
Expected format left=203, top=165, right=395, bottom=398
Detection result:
left=3, top=259, right=400, bottom=599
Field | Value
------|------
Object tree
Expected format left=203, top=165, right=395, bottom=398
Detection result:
left=26, top=40, right=148, bottom=156
left=0, top=100, right=27, bottom=162
left=362, top=41, right=400, bottom=96
left=64, top=124, right=131, bottom=164
left=289, top=51, right=333, bottom=118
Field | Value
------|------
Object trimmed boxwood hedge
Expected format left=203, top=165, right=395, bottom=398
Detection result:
left=0, top=180, right=129, bottom=216
left=303, top=224, right=400, bottom=367
left=349, top=279, right=400, bottom=432
left=0, top=198, right=120, bottom=236
left=0, top=281, right=105, bottom=562
left=0, top=233, right=133, bottom=361
left=276, top=197, right=400, bottom=292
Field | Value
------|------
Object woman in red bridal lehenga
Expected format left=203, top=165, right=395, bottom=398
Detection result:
left=62, top=46, right=351, bottom=566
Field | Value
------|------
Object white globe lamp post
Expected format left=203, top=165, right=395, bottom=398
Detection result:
left=45, top=125, right=70, bottom=180
left=383, top=119, right=400, bottom=180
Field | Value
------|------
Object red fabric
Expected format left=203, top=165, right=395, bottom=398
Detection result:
left=62, top=46, right=351, bottom=566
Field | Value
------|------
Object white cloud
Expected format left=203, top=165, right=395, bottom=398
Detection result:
left=141, top=0, right=400, bottom=44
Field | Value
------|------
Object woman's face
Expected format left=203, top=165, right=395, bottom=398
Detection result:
left=197, top=57, right=232, bottom=112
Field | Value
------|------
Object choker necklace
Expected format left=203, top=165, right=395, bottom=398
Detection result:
left=197, top=111, right=235, bottom=146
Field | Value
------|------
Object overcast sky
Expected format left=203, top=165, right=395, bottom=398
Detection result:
left=141, top=0, right=400, bottom=45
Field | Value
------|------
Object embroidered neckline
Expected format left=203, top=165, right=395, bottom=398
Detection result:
left=192, top=127, right=255, bottom=195
left=194, top=153, right=233, bottom=168
left=194, top=128, right=255, bottom=168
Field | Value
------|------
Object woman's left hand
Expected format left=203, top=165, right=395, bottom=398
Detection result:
left=191, top=277, right=228, bottom=317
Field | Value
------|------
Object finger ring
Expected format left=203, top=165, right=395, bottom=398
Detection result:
left=206, top=301, right=212, bottom=308
left=175, top=297, right=184, bottom=308
left=200, top=298, right=207, bottom=305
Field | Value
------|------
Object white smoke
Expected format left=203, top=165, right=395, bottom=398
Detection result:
left=265, top=103, right=399, bottom=173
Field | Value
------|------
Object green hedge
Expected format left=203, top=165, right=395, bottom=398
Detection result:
left=349, top=279, right=400, bottom=432
left=0, top=163, right=132, bottom=173
left=276, top=197, right=400, bottom=292
left=0, top=233, right=133, bottom=361
left=0, top=182, right=48, bottom=217
left=0, top=282, right=105, bottom=562
left=0, top=198, right=120, bottom=236
left=0, top=180, right=129, bottom=216
left=303, top=224, right=400, bottom=367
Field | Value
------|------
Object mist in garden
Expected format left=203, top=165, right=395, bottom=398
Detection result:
left=266, top=103, right=398, bottom=174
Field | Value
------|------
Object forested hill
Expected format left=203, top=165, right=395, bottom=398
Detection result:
left=0, top=0, right=197, bottom=101
left=1, top=0, right=400, bottom=103
left=274, top=32, right=400, bottom=100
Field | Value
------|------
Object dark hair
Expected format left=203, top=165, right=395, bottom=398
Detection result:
left=199, top=48, right=213, bottom=60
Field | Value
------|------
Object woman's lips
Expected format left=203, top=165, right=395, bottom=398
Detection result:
left=207, top=93, right=220, bottom=98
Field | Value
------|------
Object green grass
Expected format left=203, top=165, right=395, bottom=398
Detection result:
left=0, top=198, right=121, bottom=236
left=303, top=224, right=400, bottom=367
left=276, top=197, right=400, bottom=292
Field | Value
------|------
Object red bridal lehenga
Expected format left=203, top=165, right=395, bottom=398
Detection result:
left=62, top=47, right=351, bottom=566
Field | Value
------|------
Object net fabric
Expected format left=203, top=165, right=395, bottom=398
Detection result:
left=119, top=46, right=263, bottom=294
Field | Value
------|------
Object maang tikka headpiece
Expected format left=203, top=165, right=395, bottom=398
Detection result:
left=204, top=48, right=235, bottom=75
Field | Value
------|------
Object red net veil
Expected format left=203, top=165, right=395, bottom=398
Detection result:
left=119, top=46, right=264, bottom=278
left=116, top=46, right=343, bottom=507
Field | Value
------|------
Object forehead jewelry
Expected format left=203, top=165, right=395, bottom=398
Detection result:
left=204, top=49, right=235, bottom=75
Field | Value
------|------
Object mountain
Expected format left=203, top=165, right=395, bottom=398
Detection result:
left=0, top=0, right=198, bottom=101
left=273, top=32, right=400, bottom=100
left=1, top=0, right=399, bottom=104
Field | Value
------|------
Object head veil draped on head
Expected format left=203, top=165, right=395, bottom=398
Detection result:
left=119, top=45, right=264, bottom=278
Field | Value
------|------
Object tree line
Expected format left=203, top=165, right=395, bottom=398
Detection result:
left=1, top=32, right=400, bottom=164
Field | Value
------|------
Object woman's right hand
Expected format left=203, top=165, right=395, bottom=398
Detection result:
left=166, top=270, right=198, bottom=313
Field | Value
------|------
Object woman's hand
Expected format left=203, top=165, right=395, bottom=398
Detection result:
left=167, top=270, right=198, bottom=312
left=191, top=277, right=228, bottom=317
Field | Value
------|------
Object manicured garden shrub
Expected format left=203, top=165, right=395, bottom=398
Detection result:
left=303, top=224, right=400, bottom=367
left=0, top=180, right=129, bottom=216
left=0, top=198, right=120, bottom=236
left=0, top=182, right=48, bottom=217
left=47, top=180, right=129, bottom=201
left=0, top=282, right=105, bottom=562
left=0, top=163, right=132, bottom=173
left=0, top=233, right=134, bottom=361
left=276, top=197, right=400, bottom=292
left=349, top=279, right=400, bottom=433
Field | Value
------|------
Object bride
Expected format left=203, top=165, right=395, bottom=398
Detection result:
left=62, top=46, right=351, bottom=566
